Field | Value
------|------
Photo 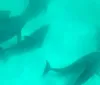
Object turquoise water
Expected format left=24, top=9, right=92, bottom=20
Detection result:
left=0, top=0, right=100, bottom=85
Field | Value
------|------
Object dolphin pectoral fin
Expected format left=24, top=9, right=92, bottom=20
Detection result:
left=17, top=31, right=22, bottom=43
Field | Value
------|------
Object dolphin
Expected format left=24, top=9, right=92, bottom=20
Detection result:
left=0, top=24, right=49, bottom=62
left=0, top=0, right=49, bottom=44
left=43, top=52, right=100, bottom=85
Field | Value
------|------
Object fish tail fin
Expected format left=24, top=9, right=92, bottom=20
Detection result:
left=42, top=60, right=51, bottom=76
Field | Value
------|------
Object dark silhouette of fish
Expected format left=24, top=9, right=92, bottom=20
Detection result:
left=0, top=24, right=49, bottom=62
left=43, top=52, right=100, bottom=85
left=0, top=0, right=49, bottom=44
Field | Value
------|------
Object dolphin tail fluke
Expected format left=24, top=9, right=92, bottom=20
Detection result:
left=42, top=60, right=51, bottom=76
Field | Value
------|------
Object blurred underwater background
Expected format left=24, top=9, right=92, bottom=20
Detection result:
left=0, top=0, right=100, bottom=85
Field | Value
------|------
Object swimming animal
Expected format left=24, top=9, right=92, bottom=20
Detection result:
left=43, top=52, right=100, bottom=85
left=0, top=0, right=49, bottom=44
left=0, top=24, right=49, bottom=62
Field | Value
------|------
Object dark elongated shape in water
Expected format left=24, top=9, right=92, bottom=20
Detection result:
left=0, top=24, right=49, bottom=62
left=0, top=0, right=50, bottom=44
left=43, top=52, right=100, bottom=85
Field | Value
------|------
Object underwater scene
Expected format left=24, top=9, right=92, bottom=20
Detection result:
left=0, top=0, right=100, bottom=85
